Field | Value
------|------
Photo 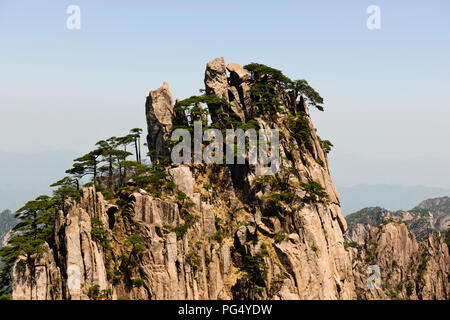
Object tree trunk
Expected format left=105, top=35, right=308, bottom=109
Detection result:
left=138, top=136, right=141, bottom=163
left=93, top=161, right=97, bottom=186
left=134, top=137, right=139, bottom=163
left=109, top=155, right=113, bottom=190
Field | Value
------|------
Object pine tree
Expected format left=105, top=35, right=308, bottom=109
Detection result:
left=130, top=128, right=143, bottom=163
left=50, top=177, right=81, bottom=213
left=67, top=148, right=103, bottom=185
left=0, top=195, right=56, bottom=297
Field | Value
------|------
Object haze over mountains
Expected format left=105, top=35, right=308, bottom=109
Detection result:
left=338, top=184, right=450, bottom=215
left=0, top=150, right=77, bottom=211
left=346, top=196, right=450, bottom=240
left=0, top=210, right=17, bottom=246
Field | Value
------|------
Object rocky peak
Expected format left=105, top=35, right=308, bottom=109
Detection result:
left=11, top=58, right=354, bottom=300
left=145, top=81, right=174, bottom=158
left=346, top=196, right=450, bottom=243
left=226, top=62, right=250, bottom=84
left=415, top=196, right=450, bottom=211
left=143, top=57, right=354, bottom=299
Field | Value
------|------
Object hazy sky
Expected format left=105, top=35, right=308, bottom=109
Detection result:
left=1, top=0, right=449, bottom=189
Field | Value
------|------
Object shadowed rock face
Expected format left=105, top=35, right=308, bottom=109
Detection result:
left=10, top=58, right=377, bottom=300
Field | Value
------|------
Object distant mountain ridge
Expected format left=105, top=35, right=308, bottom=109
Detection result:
left=0, top=210, right=17, bottom=247
left=338, top=184, right=450, bottom=215
left=345, top=197, right=450, bottom=300
left=345, top=196, right=450, bottom=242
left=0, top=150, right=77, bottom=211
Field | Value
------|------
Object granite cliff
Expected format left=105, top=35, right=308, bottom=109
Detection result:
left=7, top=58, right=448, bottom=300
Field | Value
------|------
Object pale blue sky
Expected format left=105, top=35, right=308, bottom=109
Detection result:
left=1, top=0, right=449, bottom=190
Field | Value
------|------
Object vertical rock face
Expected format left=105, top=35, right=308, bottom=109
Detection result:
left=12, top=58, right=364, bottom=300
left=12, top=243, right=62, bottom=300
left=204, top=58, right=354, bottom=298
left=62, top=188, right=109, bottom=300
left=145, top=82, right=174, bottom=157
left=349, top=222, right=449, bottom=300
left=12, top=188, right=111, bottom=300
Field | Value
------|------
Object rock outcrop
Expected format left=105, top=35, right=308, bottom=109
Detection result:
left=145, top=82, right=174, bottom=158
left=12, top=188, right=112, bottom=300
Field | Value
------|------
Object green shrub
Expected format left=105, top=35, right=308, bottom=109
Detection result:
left=165, top=182, right=176, bottom=190
left=184, top=213, right=198, bottom=224
left=364, top=246, right=377, bottom=265
left=287, top=112, right=311, bottom=143
left=132, top=278, right=145, bottom=287
left=265, top=192, right=295, bottom=203
left=415, top=251, right=429, bottom=286
left=163, top=224, right=188, bottom=237
left=274, top=231, right=286, bottom=242
left=215, top=217, right=223, bottom=226
left=88, top=284, right=111, bottom=300
left=133, top=171, right=167, bottom=189
left=406, top=281, right=415, bottom=296
left=345, top=241, right=361, bottom=250
left=185, top=252, right=202, bottom=270
left=203, top=183, right=212, bottom=190
left=444, top=228, right=450, bottom=253
left=91, top=218, right=112, bottom=250
left=315, top=158, right=324, bottom=167
left=94, top=184, right=114, bottom=200
left=176, top=190, right=187, bottom=201
left=300, top=181, right=329, bottom=204
left=244, top=63, right=292, bottom=84
left=241, top=249, right=268, bottom=284
left=320, top=139, right=333, bottom=154
left=209, top=230, right=224, bottom=244
left=107, top=269, right=122, bottom=282
left=254, top=176, right=270, bottom=188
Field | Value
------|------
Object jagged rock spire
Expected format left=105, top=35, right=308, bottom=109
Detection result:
left=204, top=57, right=248, bottom=123
left=145, top=82, right=174, bottom=158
